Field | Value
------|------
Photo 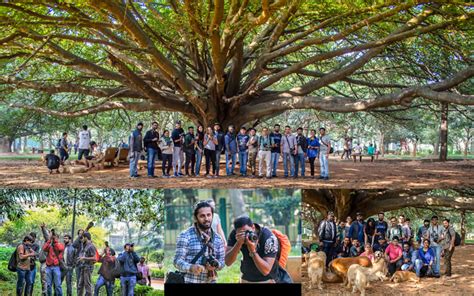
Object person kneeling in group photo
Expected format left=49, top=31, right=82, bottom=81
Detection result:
left=225, top=216, right=292, bottom=284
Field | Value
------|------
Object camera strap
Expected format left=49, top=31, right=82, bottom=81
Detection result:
left=192, top=226, right=214, bottom=264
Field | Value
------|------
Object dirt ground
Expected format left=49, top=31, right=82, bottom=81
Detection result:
left=0, top=156, right=471, bottom=189
left=302, top=245, right=474, bottom=296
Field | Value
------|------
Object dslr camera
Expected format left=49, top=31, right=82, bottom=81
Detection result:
left=245, top=230, right=258, bottom=242
left=206, top=255, right=219, bottom=268
left=432, top=233, right=439, bottom=243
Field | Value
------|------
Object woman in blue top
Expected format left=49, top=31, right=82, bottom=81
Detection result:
left=307, top=129, right=320, bottom=177
left=415, top=239, right=435, bottom=277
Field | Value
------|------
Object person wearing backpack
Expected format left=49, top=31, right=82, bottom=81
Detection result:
left=440, top=218, right=456, bottom=277
left=94, top=243, right=116, bottom=296
left=318, top=127, right=331, bottom=180
left=425, top=215, right=443, bottom=278
left=42, top=230, right=64, bottom=296
left=14, top=235, right=36, bottom=296
left=45, top=150, right=61, bottom=174
left=318, top=211, right=337, bottom=267
left=225, top=216, right=285, bottom=283
left=76, top=232, right=97, bottom=296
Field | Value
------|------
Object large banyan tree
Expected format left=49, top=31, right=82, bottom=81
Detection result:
left=0, top=1, right=472, bottom=128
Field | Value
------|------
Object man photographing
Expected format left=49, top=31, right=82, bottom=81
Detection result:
left=225, top=216, right=279, bottom=283
left=118, top=243, right=140, bottom=296
left=173, top=201, right=225, bottom=283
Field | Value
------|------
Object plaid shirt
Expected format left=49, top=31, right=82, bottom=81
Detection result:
left=173, top=225, right=225, bottom=283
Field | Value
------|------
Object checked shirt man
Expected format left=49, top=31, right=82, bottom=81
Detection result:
left=173, top=201, right=225, bottom=283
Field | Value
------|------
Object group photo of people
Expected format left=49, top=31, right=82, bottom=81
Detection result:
left=301, top=188, right=474, bottom=296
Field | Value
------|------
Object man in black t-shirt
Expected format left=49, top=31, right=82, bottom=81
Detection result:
left=269, top=124, right=282, bottom=177
left=225, top=216, right=279, bottom=283
left=171, top=121, right=185, bottom=177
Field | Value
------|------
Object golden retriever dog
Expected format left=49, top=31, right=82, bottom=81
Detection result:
left=307, top=251, right=326, bottom=290
left=329, top=256, right=372, bottom=284
left=390, top=271, right=420, bottom=283
left=346, top=264, right=368, bottom=296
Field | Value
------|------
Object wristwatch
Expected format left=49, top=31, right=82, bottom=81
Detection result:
left=249, top=251, right=257, bottom=258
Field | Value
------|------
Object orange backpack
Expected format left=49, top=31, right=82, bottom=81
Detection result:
left=271, top=229, right=291, bottom=268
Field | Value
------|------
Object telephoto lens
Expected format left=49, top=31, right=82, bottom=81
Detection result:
left=207, top=256, right=220, bottom=268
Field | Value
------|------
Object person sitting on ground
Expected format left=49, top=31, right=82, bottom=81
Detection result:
left=350, top=239, right=363, bottom=257
left=385, top=236, right=403, bottom=275
left=84, top=141, right=104, bottom=170
left=359, top=243, right=375, bottom=261
left=352, top=143, right=363, bottom=162
left=373, top=235, right=389, bottom=253
left=400, top=242, right=414, bottom=271
left=45, top=150, right=61, bottom=174
left=367, top=143, right=375, bottom=162
left=335, top=237, right=352, bottom=258
left=415, top=239, right=435, bottom=277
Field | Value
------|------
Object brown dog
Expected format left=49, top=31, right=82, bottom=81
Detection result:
left=329, top=256, right=372, bottom=284
left=390, top=271, right=420, bottom=283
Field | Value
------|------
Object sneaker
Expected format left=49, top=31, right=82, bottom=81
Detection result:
left=148, top=175, right=157, bottom=178
left=318, top=176, right=325, bottom=179
left=324, top=177, right=329, bottom=180
left=130, top=176, right=138, bottom=179
left=174, top=173, right=178, bottom=177
left=178, top=173, right=184, bottom=176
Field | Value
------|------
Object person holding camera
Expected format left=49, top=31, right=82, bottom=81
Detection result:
left=128, top=122, right=144, bottom=178
left=94, top=242, right=116, bottom=296
left=118, top=243, right=140, bottom=295
left=281, top=126, right=297, bottom=178
left=225, top=216, right=280, bottom=283
left=425, top=215, right=443, bottom=278
left=173, top=201, right=225, bottom=283
left=15, top=235, right=36, bottom=296
left=42, top=229, right=64, bottom=296
left=258, top=127, right=274, bottom=178
left=171, top=120, right=185, bottom=177
left=76, top=232, right=97, bottom=296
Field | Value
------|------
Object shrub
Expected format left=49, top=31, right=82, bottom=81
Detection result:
left=150, top=268, right=164, bottom=278
left=147, top=250, right=164, bottom=264
left=0, top=261, right=16, bottom=281
left=0, top=247, right=15, bottom=261
left=134, top=284, right=154, bottom=296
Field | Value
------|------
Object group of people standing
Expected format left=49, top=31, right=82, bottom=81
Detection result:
left=318, top=212, right=457, bottom=278
left=128, top=121, right=332, bottom=180
left=13, top=223, right=151, bottom=296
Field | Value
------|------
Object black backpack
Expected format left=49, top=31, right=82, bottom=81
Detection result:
left=8, top=247, right=18, bottom=272
left=454, top=232, right=462, bottom=246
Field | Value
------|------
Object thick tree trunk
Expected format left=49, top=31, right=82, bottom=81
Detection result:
left=0, top=136, right=13, bottom=153
left=439, top=103, right=448, bottom=161
left=379, top=131, right=385, bottom=157
left=411, top=139, right=417, bottom=157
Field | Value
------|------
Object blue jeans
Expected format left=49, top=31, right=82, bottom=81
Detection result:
left=195, top=150, right=203, bottom=175
left=147, top=148, right=157, bottom=176
left=271, top=152, right=279, bottom=176
left=94, top=275, right=114, bottom=296
left=59, top=148, right=69, bottom=163
left=414, top=259, right=432, bottom=277
left=29, top=264, right=37, bottom=294
left=120, top=276, right=136, bottom=296
left=294, top=153, right=305, bottom=177
left=238, top=151, right=248, bottom=175
left=225, top=153, right=236, bottom=175
left=432, top=245, right=442, bottom=275
left=319, top=153, right=329, bottom=177
left=17, top=268, right=32, bottom=296
left=46, top=266, right=62, bottom=296
left=283, top=152, right=295, bottom=177
left=322, top=242, right=334, bottom=267
left=129, top=151, right=140, bottom=177
left=215, top=151, right=222, bottom=175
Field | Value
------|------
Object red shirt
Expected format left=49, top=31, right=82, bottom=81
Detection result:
left=42, top=239, right=64, bottom=266
left=385, top=244, right=402, bottom=261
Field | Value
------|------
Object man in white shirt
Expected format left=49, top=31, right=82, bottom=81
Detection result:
left=319, top=127, right=331, bottom=180
left=77, top=125, right=92, bottom=161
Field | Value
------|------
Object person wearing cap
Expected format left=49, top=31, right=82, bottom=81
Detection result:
left=94, top=243, right=116, bottom=296
left=213, top=123, right=225, bottom=177
left=348, top=212, right=365, bottom=245
left=174, top=201, right=225, bottom=283
left=118, top=243, right=140, bottom=295
left=128, top=122, right=144, bottom=178
left=77, top=232, right=97, bottom=296
left=143, top=121, right=160, bottom=178
left=171, top=121, right=185, bottom=177
left=318, top=211, right=337, bottom=266
left=224, top=125, right=238, bottom=176
left=137, top=257, right=152, bottom=286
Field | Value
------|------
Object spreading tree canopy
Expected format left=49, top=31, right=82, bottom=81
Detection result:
left=0, top=1, right=472, bottom=128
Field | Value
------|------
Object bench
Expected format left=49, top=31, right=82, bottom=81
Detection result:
left=352, top=153, right=375, bottom=162
left=103, top=147, right=119, bottom=167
